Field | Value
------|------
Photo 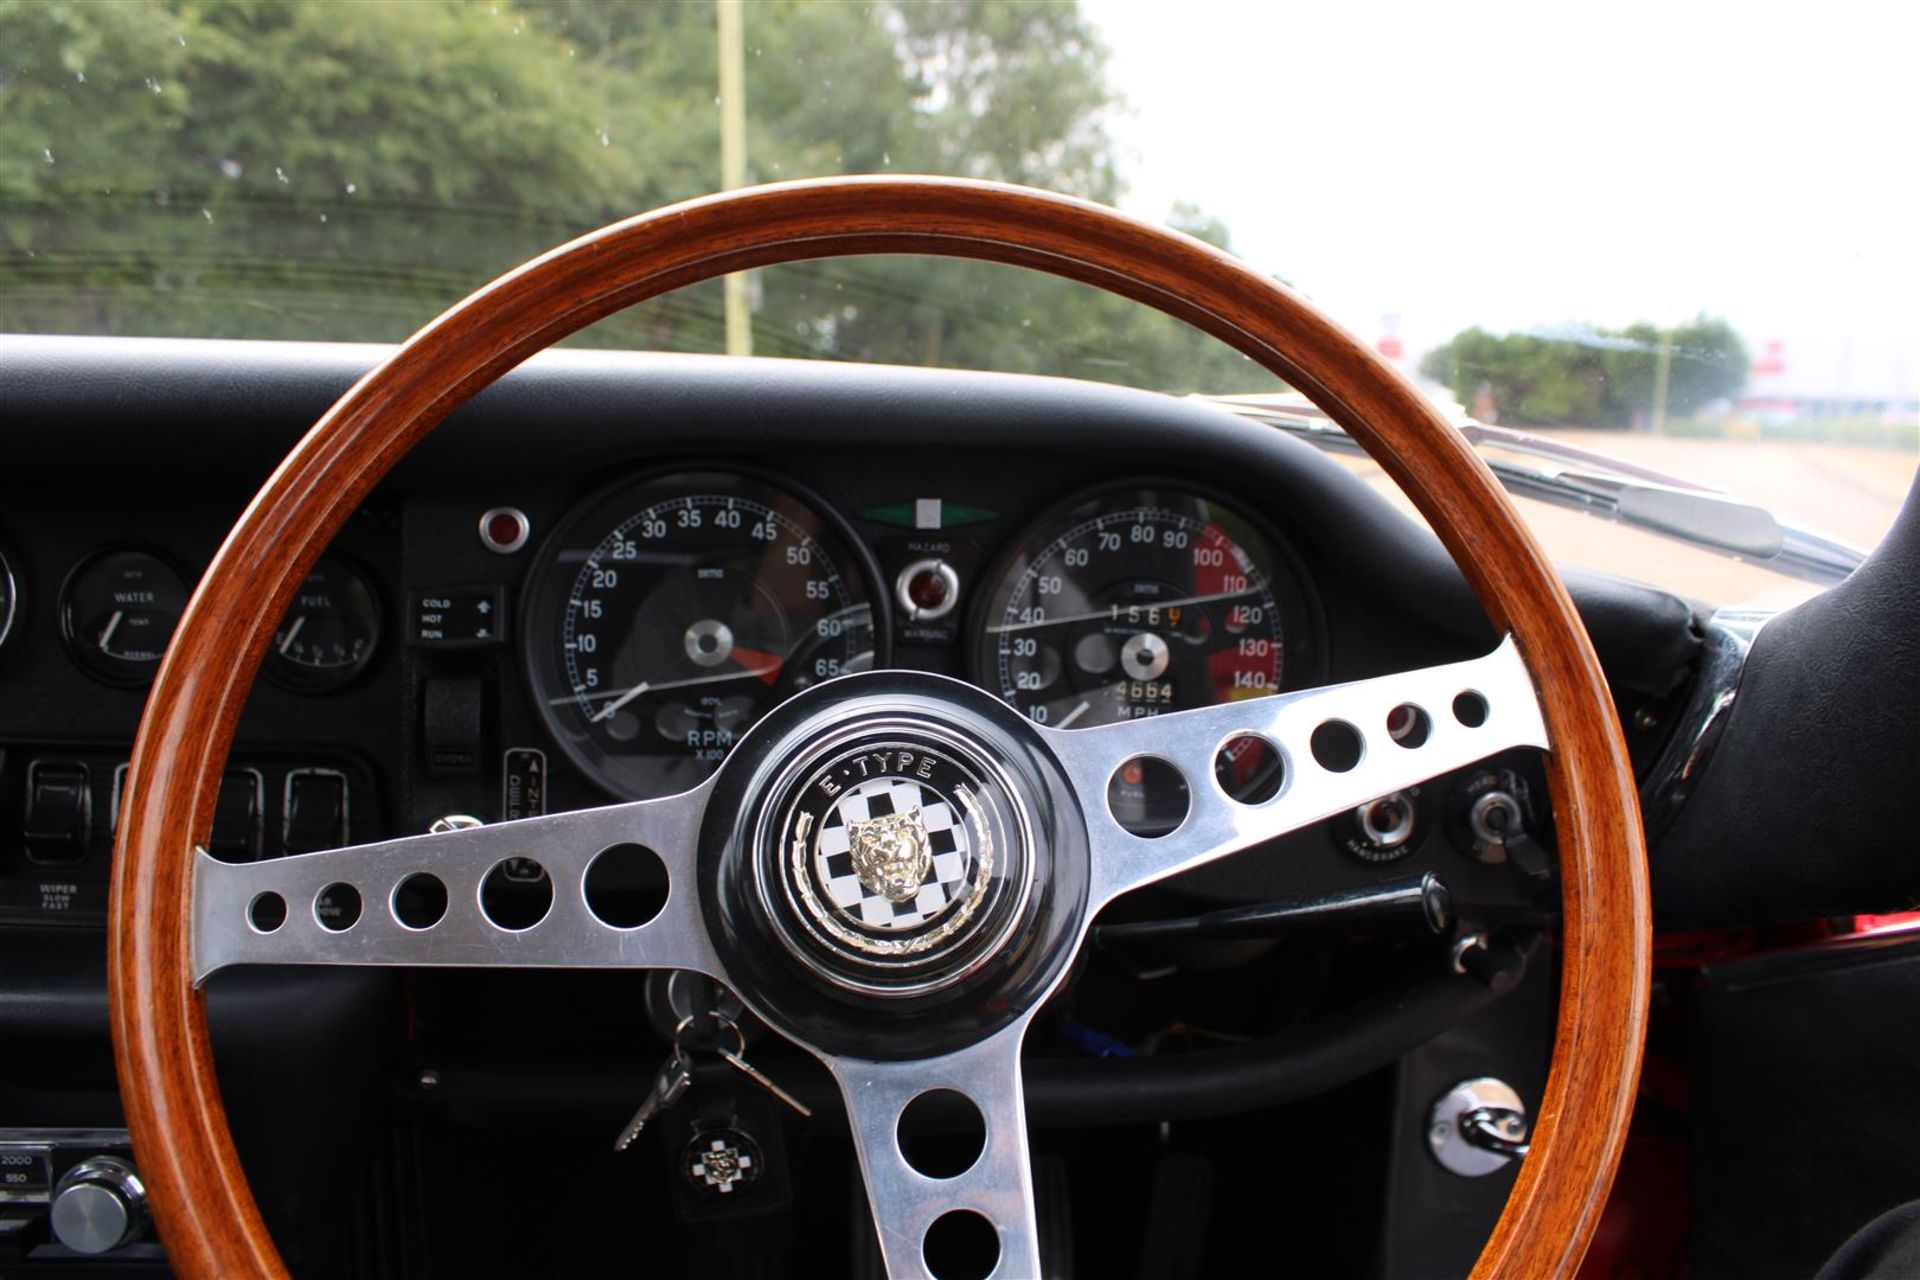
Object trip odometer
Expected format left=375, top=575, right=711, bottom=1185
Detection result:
left=525, top=472, right=882, bottom=799
left=974, top=486, right=1316, bottom=805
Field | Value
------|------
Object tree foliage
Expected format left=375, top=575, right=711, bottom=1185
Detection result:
left=1419, top=318, right=1749, bottom=427
left=0, top=0, right=1274, bottom=393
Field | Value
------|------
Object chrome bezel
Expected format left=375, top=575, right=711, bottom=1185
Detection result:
left=752, top=717, right=1036, bottom=1000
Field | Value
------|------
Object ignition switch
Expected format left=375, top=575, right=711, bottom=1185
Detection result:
left=1451, top=768, right=1551, bottom=877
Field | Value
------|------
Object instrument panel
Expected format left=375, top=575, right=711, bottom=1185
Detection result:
left=518, top=469, right=1321, bottom=800
left=0, top=462, right=1322, bottom=809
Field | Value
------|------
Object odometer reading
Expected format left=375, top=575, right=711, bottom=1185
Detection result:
left=526, top=473, right=880, bottom=799
left=974, top=487, right=1312, bottom=808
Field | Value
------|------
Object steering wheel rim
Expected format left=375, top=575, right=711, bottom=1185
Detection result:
left=109, top=176, right=1648, bottom=1279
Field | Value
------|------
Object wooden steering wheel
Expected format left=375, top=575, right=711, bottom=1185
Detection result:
left=110, top=177, right=1648, bottom=1280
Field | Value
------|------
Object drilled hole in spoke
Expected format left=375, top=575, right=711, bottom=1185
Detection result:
left=314, top=882, right=361, bottom=931
left=1452, top=690, right=1489, bottom=728
left=248, top=892, right=287, bottom=933
left=1309, top=720, right=1364, bottom=772
left=898, top=1089, right=986, bottom=1179
left=923, top=1209, right=999, bottom=1280
left=1107, top=756, right=1189, bottom=838
left=392, top=873, right=448, bottom=930
left=584, top=844, right=669, bottom=929
left=481, top=859, right=552, bottom=931
left=1387, top=703, right=1432, bottom=748
left=1214, top=734, right=1285, bottom=804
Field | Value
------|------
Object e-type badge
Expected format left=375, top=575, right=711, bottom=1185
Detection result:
left=847, top=807, right=933, bottom=904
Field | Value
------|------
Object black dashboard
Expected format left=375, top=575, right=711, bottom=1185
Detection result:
left=0, top=336, right=1709, bottom=1278
left=0, top=337, right=1703, bottom=916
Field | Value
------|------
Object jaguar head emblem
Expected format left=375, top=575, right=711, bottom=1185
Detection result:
left=847, top=807, right=932, bottom=904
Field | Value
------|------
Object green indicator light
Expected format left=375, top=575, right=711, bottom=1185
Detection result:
left=855, top=500, right=999, bottom=530
left=855, top=503, right=918, bottom=528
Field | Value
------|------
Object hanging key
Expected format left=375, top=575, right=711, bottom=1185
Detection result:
left=613, top=1045, right=693, bottom=1151
left=718, top=1046, right=812, bottom=1118
left=709, top=1014, right=812, bottom=1119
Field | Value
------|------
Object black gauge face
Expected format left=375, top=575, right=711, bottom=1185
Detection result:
left=526, top=472, right=883, bottom=799
left=0, top=547, right=16, bottom=652
left=60, top=549, right=190, bottom=685
left=973, top=486, right=1313, bottom=805
left=267, top=556, right=382, bottom=693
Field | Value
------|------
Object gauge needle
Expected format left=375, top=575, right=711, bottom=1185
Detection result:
left=1055, top=701, right=1092, bottom=729
left=278, top=615, right=306, bottom=656
left=730, top=645, right=785, bottom=687
left=97, top=610, right=124, bottom=650
left=985, top=586, right=1261, bottom=635
left=581, top=657, right=785, bottom=722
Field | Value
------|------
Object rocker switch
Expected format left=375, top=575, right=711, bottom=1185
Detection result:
left=283, top=770, right=349, bottom=855
left=24, top=762, right=92, bottom=865
left=208, top=770, right=265, bottom=861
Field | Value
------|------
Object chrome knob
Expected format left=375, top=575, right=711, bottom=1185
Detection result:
left=49, top=1155, right=147, bottom=1254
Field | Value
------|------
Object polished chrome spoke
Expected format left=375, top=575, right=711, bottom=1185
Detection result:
left=192, top=778, right=720, bottom=984
left=830, top=1021, right=1040, bottom=1280
left=1050, top=637, right=1549, bottom=908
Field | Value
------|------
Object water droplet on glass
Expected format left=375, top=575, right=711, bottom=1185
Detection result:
left=275, top=166, right=289, bottom=184
left=43, top=148, right=55, bottom=165
left=345, top=181, right=357, bottom=195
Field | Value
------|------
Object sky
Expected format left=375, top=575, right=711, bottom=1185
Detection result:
left=1082, top=0, right=1919, bottom=390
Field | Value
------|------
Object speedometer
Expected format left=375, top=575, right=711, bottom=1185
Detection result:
left=972, top=485, right=1316, bottom=804
left=525, top=471, right=883, bottom=799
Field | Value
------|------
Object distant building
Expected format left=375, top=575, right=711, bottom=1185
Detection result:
left=1735, top=336, right=1919, bottom=424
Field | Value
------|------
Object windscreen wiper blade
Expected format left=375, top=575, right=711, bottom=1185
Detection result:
left=1198, top=393, right=1865, bottom=586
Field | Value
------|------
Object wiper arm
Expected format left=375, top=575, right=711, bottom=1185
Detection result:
left=1199, top=393, right=1866, bottom=586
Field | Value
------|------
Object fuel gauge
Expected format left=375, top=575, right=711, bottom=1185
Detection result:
left=60, top=549, right=190, bottom=685
left=267, top=556, right=382, bottom=693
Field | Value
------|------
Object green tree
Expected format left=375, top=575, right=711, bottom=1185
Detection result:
left=1422, top=318, right=1747, bottom=427
left=0, top=0, right=1272, bottom=392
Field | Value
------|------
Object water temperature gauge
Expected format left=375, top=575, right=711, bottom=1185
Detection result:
left=267, top=556, right=383, bottom=693
left=60, top=549, right=190, bottom=685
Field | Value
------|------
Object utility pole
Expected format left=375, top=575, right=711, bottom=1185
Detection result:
left=717, top=0, right=750, bottom=357
left=1650, top=331, right=1672, bottom=435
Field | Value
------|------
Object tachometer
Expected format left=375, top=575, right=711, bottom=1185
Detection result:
left=972, top=485, right=1315, bottom=805
left=525, top=472, right=883, bottom=799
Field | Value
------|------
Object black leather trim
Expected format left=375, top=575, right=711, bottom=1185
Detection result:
left=1653, top=465, right=1920, bottom=925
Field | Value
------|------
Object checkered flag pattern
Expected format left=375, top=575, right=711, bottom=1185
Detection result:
left=814, top=777, right=971, bottom=930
